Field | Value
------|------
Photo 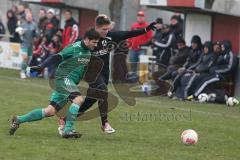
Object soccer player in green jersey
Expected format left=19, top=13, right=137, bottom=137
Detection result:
left=9, top=28, right=100, bottom=138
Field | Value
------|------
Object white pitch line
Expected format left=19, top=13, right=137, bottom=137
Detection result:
left=1, top=74, right=240, bottom=118
left=136, top=98, right=240, bottom=119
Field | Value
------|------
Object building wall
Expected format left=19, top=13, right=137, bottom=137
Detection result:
left=212, top=15, right=240, bottom=55
left=0, top=0, right=16, bottom=38
left=185, top=14, right=212, bottom=45
left=0, top=0, right=173, bottom=32
left=63, top=0, right=173, bottom=30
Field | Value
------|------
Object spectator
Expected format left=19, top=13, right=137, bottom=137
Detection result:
left=6, top=10, right=20, bottom=42
left=152, top=17, right=164, bottom=58
left=55, top=28, right=63, bottom=42
left=128, top=11, right=153, bottom=76
left=153, top=17, right=164, bottom=39
left=38, top=8, right=47, bottom=34
left=181, top=35, right=202, bottom=70
left=192, top=40, right=238, bottom=98
left=184, top=41, right=216, bottom=99
left=157, top=39, right=189, bottom=81
left=169, top=35, right=202, bottom=98
left=32, top=35, right=49, bottom=59
left=48, top=34, right=61, bottom=54
left=25, top=8, right=32, bottom=15
left=47, top=34, right=62, bottom=77
left=213, top=41, right=222, bottom=55
left=0, top=16, right=6, bottom=40
left=11, top=5, right=18, bottom=16
left=45, top=8, right=59, bottom=41
left=17, top=3, right=27, bottom=24
left=17, top=12, right=38, bottom=79
left=170, top=14, right=183, bottom=41
left=152, top=24, right=176, bottom=66
left=62, top=9, right=79, bottom=48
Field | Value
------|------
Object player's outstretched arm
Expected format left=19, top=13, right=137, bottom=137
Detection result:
left=30, top=54, right=62, bottom=72
left=108, top=22, right=157, bottom=42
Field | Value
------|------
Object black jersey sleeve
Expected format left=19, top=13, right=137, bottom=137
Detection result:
left=108, top=29, right=147, bottom=42
left=39, top=54, right=62, bottom=69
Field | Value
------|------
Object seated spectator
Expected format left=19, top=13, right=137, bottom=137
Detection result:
left=169, top=35, right=202, bottom=99
left=30, top=35, right=49, bottom=70
left=191, top=40, right=238, bottom=98
left=47, top=34, right=62, bottom=77
left=158, top=39, right=189, bottom=80
left=183, top=41, right=217, bottom=99
left=48, top=34, right=62, bottom=54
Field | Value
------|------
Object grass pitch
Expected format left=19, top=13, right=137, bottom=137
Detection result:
left=0, top=68, right=240, bottom=160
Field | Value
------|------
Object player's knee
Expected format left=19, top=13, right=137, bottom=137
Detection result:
left=72, top=96, right=84, bottom=105
left=44, top=105, right=57, bottom=117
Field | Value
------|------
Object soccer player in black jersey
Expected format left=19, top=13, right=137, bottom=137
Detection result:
left=58, top=14, right=158, bottom=134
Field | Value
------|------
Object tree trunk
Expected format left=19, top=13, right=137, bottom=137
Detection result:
left=109, top=0, right=123, bottom=30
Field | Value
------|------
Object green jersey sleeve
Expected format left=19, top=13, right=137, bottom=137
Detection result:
left=58, top=44, right=75, bottom=60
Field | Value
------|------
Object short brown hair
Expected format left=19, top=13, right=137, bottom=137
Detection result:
left=84, top=28, right=101, bottom=40
left=95, top=14, right=111, bottom=27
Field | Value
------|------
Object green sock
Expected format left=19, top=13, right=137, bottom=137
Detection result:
left=64, top=103, right=80, bottom=133
left=21, top=61, right=28, bottom=71
left=18, top=108, right=45, bottom=124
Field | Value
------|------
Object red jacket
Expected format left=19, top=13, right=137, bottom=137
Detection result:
left=129, top=22, right=152, bottom=51
left=62, top=18, right=79, bottom=48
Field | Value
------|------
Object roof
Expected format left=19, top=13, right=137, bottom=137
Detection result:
left=140, top=0, right=240, bottom=17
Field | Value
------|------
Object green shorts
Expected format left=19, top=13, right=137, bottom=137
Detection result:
left=49, top=77, right=81, bottom=111
left=20, top=47, right=33, bottom=56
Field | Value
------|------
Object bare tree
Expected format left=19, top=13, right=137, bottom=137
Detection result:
left=109, top=0, right=123, bottom=30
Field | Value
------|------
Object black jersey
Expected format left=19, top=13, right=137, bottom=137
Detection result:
left=87, top=29, right=148, bottom=79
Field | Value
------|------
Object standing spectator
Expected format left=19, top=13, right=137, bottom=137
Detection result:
left=11, top=5, right=18, bottom=16
left=38, top=8, right=47, bottom=34
left=17, top=12, right=38, bottom=79
left=6, top=10, right=20, bottom=42
left=0, top=16, right=5, bottom=40
left=170, top=14, right=183, bottom=42
left=152, top=17, right=164, bottom=58
left=152, top=24, right=176, bottom=66
left=128, top=11, right=153, bottom=75
left=17, top=3, right=27, bottom=24
left=62, top=9, right=79, bottom=48
left=45, top=8, right=59, bottom=41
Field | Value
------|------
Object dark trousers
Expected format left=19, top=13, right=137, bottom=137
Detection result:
left=193, top=73, right=224, bottom=97
left=79, top=72, right=109, bottom=125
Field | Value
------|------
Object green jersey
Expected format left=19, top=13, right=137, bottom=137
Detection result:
left=55, top=41, right=91, bottom=84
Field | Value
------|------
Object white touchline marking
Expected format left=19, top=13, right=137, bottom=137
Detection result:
left=136, top=98, right=240, bottom=119
left=1, top=75, right=240, bottom=118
